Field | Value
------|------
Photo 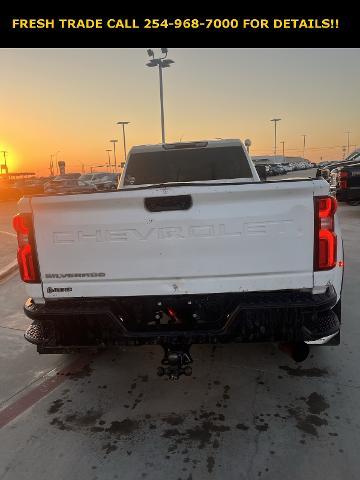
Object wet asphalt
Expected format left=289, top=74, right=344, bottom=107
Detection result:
left=0, top=200, right=359, bottom=480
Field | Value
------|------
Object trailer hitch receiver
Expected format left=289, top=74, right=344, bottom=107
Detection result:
left=157, top=344, right=193, bottom=380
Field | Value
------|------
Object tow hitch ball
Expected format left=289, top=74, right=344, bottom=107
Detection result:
left=158, top=344, right=193, bottom=380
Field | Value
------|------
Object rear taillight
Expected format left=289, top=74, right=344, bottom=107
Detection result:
left=12, top=213, right=40, bottom=283
left=339, top=171, right=348, bottom=190
left=314, top=196, right=337, bottom=271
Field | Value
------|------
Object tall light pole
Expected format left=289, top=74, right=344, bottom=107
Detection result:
left=117, top=121, right=130, bottom=165
left=146, top=48, right=175, bottom=144
left=0, top=150, right=8, bottom=174
left=270, top=118, right=281, bottom=160
left=280, top=141, right=285, bottom=162
left=345, top=131, right=351, bottom=155
left=55, top=151, right=60, bottom=175
left=110, top=139, right=118, bottom=171
left=106, top=149, right=112, bottom=171
left=50, top=154, right=55, bottom=176
left=301, top=134, right=307, bottom=160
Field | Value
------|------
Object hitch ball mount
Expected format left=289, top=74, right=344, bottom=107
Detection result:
left=158, top=344, right=193, bottom=380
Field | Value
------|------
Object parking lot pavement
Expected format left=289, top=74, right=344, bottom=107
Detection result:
left=0, top=202, right=17, bottom=270
left=0, top=201, right=18, bottom=233
left=0, top=204, right=359, bottom=480
left=0, top=274, right=68, bottom=406
left=0, top=234, right=16, bottom=271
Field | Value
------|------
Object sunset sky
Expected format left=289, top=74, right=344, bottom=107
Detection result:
left=0, top=48, right=359, bottom=175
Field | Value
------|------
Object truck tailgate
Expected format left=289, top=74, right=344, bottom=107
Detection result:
left=29, top=181, right=320, bottom=298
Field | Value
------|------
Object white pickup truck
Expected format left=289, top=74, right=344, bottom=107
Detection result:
left=14, top=139, right=343, bottom=378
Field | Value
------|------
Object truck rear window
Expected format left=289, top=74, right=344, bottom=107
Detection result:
left=124, top=146, right=252, bottom=185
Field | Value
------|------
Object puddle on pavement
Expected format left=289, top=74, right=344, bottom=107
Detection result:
left=45, top=369, right=346, bottom=478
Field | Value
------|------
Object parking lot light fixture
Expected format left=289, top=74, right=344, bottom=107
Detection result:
left=270, top=118, right=282, bottom=160
left=146, top=48, right=175, bottom=144
left=302, top=134, right=307, bottom=160
left=106, top=149, right=112, bottom=171
left=280, top=141, right=285, bottom=161
left=346, top=131, right=351, bottom=155
left=109, top=140, right=118, bottom=171
left=0, top=150, right=8, bottom=174
left=117, top=121, right=130, bottom=164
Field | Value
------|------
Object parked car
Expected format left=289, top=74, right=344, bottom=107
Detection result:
left=269, top=164, right=286, bottom=176
left=317, top=153, right=360, bottom=187
left=281, top=163, right=294, bottom=173
left=318, top=161, right=336, bottom=169
left=294, top=162, right=308, bottom=170
left=336, top=163, right=360, bottom=204
left=14, top=177, right=48, bottom=196
left=44, top=173, right=82, bottom=194
left=78, top=172, right=120, bottom=191
left=44, top=178, right=77, bottom=194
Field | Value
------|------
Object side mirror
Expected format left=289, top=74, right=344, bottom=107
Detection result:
left=255, top=165, right=267, bottom=181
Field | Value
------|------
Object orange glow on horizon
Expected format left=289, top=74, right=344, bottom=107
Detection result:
left=1, top=49, right=359, bottom=176
left=0, top=143, right=19, bottom=173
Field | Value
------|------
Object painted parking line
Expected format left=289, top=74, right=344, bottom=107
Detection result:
left=0, top=355, right=93, bottom=429
left=0, top=260, right=18, bottom=282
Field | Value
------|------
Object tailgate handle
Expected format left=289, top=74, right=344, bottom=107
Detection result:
left=144, top=195, right=193, bottom=212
